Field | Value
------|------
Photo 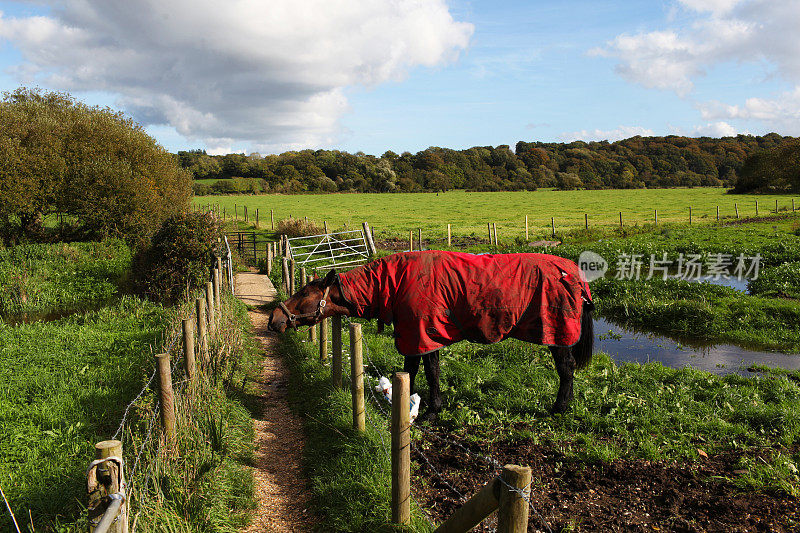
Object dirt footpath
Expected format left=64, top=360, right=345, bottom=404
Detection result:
left=236, top=271, right=316, bottom=532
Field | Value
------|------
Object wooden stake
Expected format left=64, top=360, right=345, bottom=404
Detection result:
left=735, top=203, right=739, bottom=219
left=418, top=228, right=423, bottom=251
left=324, top=220, right=329, bottom=234
left=793, top=198, right=796, bottom=212
left=282, top=258, right=289, bottom=295
left=619, top=211, right=623, bottom=227
left=585, top=213, right=588, bottom=230
left=434, top=478, right=499, bottom=533
left=776, top=199, right=779, bottom=213
left=332, top=315, right=342, bottom=387
left=363, top=222, right=377, bottom=256
left=716, top=205, right=720, bottom=221
left=319, top=317, right=329, bottom=362
left=155, top=353, right=176, bottom=442
left=289, top=259, right=296, bottom=295
left=182, top=319, right=196, bottom=386
left=447, top=223, right=452, bottom=247
left=206, top=282, right=215, bottom=334
left=350, top=323, right=365, bottom=432
left=256, top=208, right=259, bottom=228
left=525, top=215, right=529, bottom=240
left=271, top=209, right=274, bottom=229
left=213, top=267, right=221, bottom=313
left=409, top=230, right=414, bottom=252
left=391, top=372, right=411, bottom=525
left=689, top=206, right=692, bottom=225
left=196, top=298, right=208, bottom=365
left=301, top=268, right=307, bottom=287
left=89, top=440, right=128, bottom=533
left=487, top=222, right=492, bottom=244
left=551, top=217, right=555, bottom=237
left=756, top=199, right=759, bottom=216
left=497, top=464, right=532, bottom=533
left=493, top=223, right=498, bottom=246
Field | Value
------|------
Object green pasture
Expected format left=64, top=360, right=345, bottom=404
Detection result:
left=196, top=188, right=799, bottom=239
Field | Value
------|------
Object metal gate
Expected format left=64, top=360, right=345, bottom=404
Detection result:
left=287, top=229, right=372, bottom=271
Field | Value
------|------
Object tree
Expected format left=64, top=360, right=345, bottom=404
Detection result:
left=0, top=88, right=191, bottom=247
left=734, top=140, right=800, bottom=193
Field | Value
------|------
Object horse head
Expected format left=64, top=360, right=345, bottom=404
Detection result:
left=268, top=269, right=340, bottom=333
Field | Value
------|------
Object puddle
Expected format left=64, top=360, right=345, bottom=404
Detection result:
left=594, top=317, right=800, bottom=376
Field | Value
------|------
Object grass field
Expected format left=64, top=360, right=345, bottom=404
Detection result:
left=196, top=188, right=799, bottom=239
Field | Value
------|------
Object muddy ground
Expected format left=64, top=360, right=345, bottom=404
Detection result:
left=412, top=430, right=798, bottom=532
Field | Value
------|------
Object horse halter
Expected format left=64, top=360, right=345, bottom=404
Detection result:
left=277, top=286, right=331, bottom=329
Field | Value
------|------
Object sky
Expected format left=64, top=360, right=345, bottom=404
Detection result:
left=0, top=0, right=798, bottom=156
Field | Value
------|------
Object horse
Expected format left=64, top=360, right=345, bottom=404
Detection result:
left=268, top=250, right=594, bottom=419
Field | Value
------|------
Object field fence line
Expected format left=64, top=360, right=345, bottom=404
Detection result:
left=341, top=315, right=553, bottom=533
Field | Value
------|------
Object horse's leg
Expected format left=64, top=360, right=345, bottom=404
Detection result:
left=420, top=350, right=443, bottom=420
left=550, top=346, right=576, bottom=414
left=403, top=355, right=422, bottom=396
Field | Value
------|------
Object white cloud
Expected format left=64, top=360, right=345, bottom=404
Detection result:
left=691, top=121, right=739, bottom=137
left=558, top=125, right=655, bottom=143
left=0, top=1, right=473, bottom=151
left=593, top=0, right=800, bottom=134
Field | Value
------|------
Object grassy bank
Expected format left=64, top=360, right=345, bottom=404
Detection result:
left=0, top=240, right=260, bottom=532
left=195, top=188, right=799, bottom=239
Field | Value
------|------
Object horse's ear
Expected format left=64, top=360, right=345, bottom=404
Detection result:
left=323, top=269, right=337, bottom=287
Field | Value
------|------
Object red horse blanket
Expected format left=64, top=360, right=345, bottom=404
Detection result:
left=338, top=251, right=592, bottom=356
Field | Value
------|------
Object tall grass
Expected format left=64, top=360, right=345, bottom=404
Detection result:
left=0, top=239, right=132, bottom=318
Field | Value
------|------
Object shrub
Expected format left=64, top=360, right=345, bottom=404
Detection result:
left=0, top=88, right=191, bottom=247
left=275, top=217, right=324, bottom=237
left=193, top=182, right=213, bottom=196
left=132, top=212, right=221, bottom=303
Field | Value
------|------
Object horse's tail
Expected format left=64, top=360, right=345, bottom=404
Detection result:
left=573, top=301, right=594, bottom=370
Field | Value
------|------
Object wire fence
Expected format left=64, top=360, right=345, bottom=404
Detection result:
left=339, top=315, right=554, bottom=533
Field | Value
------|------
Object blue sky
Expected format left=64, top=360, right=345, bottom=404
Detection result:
left=0, top=0, right=797, bottom=155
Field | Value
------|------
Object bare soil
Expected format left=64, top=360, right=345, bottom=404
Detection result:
left=412, top=429, right=799, bottom=532
left=237, top=272, right=317, bottom=532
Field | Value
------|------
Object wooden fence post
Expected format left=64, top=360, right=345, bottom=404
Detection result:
left=497, top=464, right=532, bottom=533
left=418, top=228, right=423, bottom=251
left=391, top=372, right=411, bottom=525
left=793, top=198, right=796, bottom=212
left=433, top=478, right=500, bottom=533
left=585, top=213, right=588, bottom=230
left=155, top=353, right=176, bottom=442
left=409, top=230, right=414, bottom=252
left=525, top=215, right=529, bottom=241
left=332, top=315, right=342, bottom=387
left=735, top=202, right=739, bottom=219
left=289, top=259, right=296, bottom=295
left=319, top=317, right=329, bottom=362
left=282, top=258, right=289, bottom=295
left=716, top=205, right=720, bottom=221
left=216, top=257, right=223, bottom=291
left=349, top=323, right=365, bottom=432
left=619, top=212, right=623, bottom=228
left=756, top=199, right=759, bottom=216
left=182, top=319, right=196, bottom=387
left=256, top=208, right=259, bottom=228
left=550, top=217, right=555, bottom=237
left=654, top=209, right=658, bottom=225
left=89, top=440, right=128, bottom=533
left=235, top=204, right=237, bottom=220
left=196, top=298, right=208, bottom=364
left=206, top=282, right=215, bottom=334
left=776, top=199, right=779, bottom=213
left=363, top=222, right=377, bottom=256
left=493, top=223, right=498, bottom=246
left=213, top=267, right=221, bottom=313
left=689, top=206, right=692, bottom=225
left=487, top=222, right=492, bottom=244
left=245, top=206, right=248, bottom=223
left=447, top=223, right=452, bottom=247
left=324, top=220, right=329, bottom=234
left=301, top=268, right=307, bottom=288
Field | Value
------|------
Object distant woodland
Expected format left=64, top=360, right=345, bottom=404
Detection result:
left=179, top=133, right=800, bottom=194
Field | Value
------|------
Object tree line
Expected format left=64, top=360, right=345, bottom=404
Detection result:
left=180, top=133, right=796, bottom=195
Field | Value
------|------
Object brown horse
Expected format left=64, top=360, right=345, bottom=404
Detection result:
left=269, top=251, right=594, bottom=419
